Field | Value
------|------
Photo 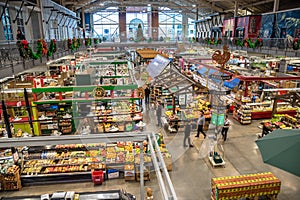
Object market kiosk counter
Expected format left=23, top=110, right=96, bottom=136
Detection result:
left=211, top=172, right=281, bottom=200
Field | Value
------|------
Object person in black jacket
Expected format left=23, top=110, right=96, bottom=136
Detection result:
left=183, top=120, right=194, bottom=147
left=144, top=85, right=151, bottom=104
left=16, top=29, right=26, bottom=41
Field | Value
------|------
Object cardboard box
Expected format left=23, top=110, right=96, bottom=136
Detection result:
left=107, top=169, right=119, bottom=179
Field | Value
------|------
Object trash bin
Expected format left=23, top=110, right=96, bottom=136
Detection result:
left=92, top=169, right=104, bottom=185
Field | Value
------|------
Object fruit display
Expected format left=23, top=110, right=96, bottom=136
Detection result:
left=126, top=153, right=135, bottom=163
left=135, top=154, right=151, bottom=164
left=0, top=157, right=15, bottom=174
left=262, top=113, right=300, bottom=131
left=92, top=101, right=143, bottom=133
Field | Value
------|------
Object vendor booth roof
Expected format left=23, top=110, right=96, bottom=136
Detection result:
left=224, top=78, right=240, bottom=89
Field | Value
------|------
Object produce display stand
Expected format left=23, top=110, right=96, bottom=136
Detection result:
left=260, top=113, right=300, bottom=137
left=0, top=132, right=177, bottom=200
left=31, top=84, right=143, bottom=135
left=211, top=172, right=281, bottom=200
left=233, top=100, right=297, bottom=122
left=0, top=165, right=22, bottom=191
left=150, top=61, right=204, bottom=133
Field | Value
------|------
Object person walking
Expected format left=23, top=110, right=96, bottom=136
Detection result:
left=16, top=29, right=25, bottom=41
left=183, top=120, right=194, bottom=148
left=156, top=102, right=163, bottom=127
left=196, top=111, right=206, bottom=138
left=221, top=115, right=231, bottom=141
left=144, top=85, right=151, bottom=104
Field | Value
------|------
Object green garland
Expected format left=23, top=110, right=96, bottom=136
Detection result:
left=47, top=39, right=57, bottom=57
left=93, top=38, right=99, bottom=44
left=77, top=38, right=81, bottom=48
left=237, top=38, right=243, bottom=47
left=292, top=38, right=300, bottom=50
left=17, top=39, right=46, bottom=60
left=85, top=38, right=92, bottom=46
left=68, top=39, right=74, bottom=51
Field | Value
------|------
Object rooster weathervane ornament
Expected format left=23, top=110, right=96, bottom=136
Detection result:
left=212, top=45, right=231, bottom=71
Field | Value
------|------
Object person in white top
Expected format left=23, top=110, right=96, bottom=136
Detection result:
left=221, top=115, right=230, bottom=141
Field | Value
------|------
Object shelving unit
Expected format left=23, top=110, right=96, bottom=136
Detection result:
left=92, top=101, right=142, bottom=133
left=36, top=103, right=74, bottom=135
left=233, top=105, right=252, bottom=124
left=233, top=101, right=297, bottom=120
left=150, top=86, right=162, bottom=104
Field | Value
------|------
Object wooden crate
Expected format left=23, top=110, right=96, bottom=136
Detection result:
left=1, top=170, right=22, bottom=191
left=163, top=157, right=172, bottom=171
left=136, top=170, right=150, bottom=181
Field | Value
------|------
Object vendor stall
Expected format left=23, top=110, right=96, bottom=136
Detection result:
left=211, top=172, right=281, bottom=200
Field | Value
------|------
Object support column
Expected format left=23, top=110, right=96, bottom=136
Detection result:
left=273, top=0, right=279, bottom=12
left=151, top=7, right=159, bottom=41
left=81, top=9, right=86, bottom=38
left=119, top=7, right=127, bottom=42
left=195, top=7, right=199, bottom=41
left=182, top=13, right=188, bottom=42
left=234, top=1, right=238, bottom=18
left=38, top=0, right=45, bottom=38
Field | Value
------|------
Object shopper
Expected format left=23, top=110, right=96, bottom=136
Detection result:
left=16, top=29, right=25, bottom=41
left=144, top=85, right=151, bottom=104
left=183, top=120, right=194, bottom=148
left=156, top=102, right=163, bottom=127
left=196, top=111, right=206, bottom=138
left=221, top=115, right=231, bottom=141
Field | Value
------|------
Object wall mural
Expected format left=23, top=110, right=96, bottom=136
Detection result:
left=276, top=10, right=300, bottom=38
left=260, top=14, right=275, bottom=38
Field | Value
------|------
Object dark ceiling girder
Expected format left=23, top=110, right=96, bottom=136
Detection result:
left=0, top=0, right=9, bottom=20
left=13, top=0, right=24, bottom=23
left=25, top=5, right=35, bottom=25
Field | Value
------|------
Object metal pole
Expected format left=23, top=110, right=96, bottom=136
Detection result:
left=151, top=133, right=177, bottom=200
left=140, top=142, right=144, bottom=200
left=147, top=135, right=169, bottom=200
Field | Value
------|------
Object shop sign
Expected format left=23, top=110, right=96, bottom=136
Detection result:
left=209, top=90, right=231, bottom=95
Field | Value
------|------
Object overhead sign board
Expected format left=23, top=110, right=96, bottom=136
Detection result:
left=146, top=55, right=170, bottom=78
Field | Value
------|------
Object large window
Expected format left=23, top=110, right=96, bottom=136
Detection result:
left=159, top=8, right=182, bottom=41
left=93, top=6, right=197, bottom=42
left=1, top=7, right=13, bottom=40
left=93, top=7, right=119, bottom=42
left=16, top=11, right=25, bottom=35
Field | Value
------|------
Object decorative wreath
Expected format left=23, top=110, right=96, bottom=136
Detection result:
left=137, top=87, right=145, bottom=99
left=47, top=39, right=57, bottom=57
left=93, top=86, right=105, bottom=98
